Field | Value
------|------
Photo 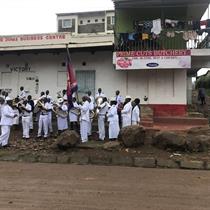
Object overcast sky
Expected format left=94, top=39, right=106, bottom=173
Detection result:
left=0, top=0, right=114, bottom=35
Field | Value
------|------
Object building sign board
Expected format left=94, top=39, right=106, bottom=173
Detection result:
left=115, top=50, right=191, bottom=70
left=0, top=33, right=71, bottom=47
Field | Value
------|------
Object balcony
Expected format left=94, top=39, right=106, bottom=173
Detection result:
left=115, top=18, right=210, bottom=51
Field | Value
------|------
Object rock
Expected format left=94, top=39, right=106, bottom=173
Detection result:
left=57, top=130, right=80, bottom=150
left=186, top=134, right=210, bottom=152
left=103, top=141, right=121, bottom=151
left=118, top=125, right=145, bottom=147
left=153, top=131, right=186, bottom=151
left=187, top=127, right=210, bottom=136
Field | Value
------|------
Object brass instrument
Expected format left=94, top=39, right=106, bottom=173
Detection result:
left=95, top=96, right=104, bottom=116
left=70, top=107, right=80, bottom=116
left=57, top=90, right=63, bottom=99
left=52, top=103, right=68, bottom=118
left=71, top=103, right=95, bottom=120
left=89, top=110, right=95, bottom=119
left=33, top=100, right=46, bottom=114
left=12, top=99, right=23, bottom=108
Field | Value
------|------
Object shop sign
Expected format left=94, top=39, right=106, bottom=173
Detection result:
left=115, top=50, right=191, bottom=70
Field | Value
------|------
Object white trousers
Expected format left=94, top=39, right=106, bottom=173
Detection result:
left=122, top=118, right=131, bottom=128
left=22, top=116, right=30, bottom=138
left=29, top=112, right=33, bottom=129
left=88, top=119, right=92, bottom=135
left=48, top=112, right=53, bottom=132
left=109, top=121, right=120, bottom=139
left=80, top=120, right=89, bottom=142
left=0, top=125, right=11, bottom=146
left=57, top=116, right=68, bottom=131
left=38, top=115, right=49, bottom=137
left=98, top=116, right=105, bottom=140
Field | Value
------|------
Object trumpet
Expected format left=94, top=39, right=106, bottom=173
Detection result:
left=12, top=99, right=23, bottom=108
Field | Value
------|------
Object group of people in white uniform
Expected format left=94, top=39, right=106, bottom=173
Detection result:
left=0, top=87, right=141, bottom=147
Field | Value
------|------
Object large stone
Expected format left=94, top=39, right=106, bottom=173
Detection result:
left=153, top=131, right=186, bottom=151
left=118, top=125, right=145, bottom=147
left=186, top=134, right=210, bottom=152
left=57, top=130, right=80, bottom=150
left=103, top=141, right=121, bottom=151
left=187, top=127, right=210, bottom=136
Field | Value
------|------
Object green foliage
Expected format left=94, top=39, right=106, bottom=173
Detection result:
left=196, top=74, right=210, bottom=89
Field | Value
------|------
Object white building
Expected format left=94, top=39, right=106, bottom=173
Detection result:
left=0, top=32, right=114, bottom=100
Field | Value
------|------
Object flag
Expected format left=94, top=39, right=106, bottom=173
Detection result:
left=66, top=47, right=78, bottom=109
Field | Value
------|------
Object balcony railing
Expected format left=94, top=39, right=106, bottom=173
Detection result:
left=115, top=31, right=210, bottom=51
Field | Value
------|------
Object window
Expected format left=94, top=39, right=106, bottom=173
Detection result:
left=95, top=19, right=98, bottom=23
left=62, top=19, right=72, bottom=28
left=76, top=71, right=95, bottom=98
left=111, top=16, right=115, bottom=25
left=107, top=16, right=115, bottom=26
left=87, top=20, right=91, bottom=23
left=102, top=18, right=105, bottom=22
left=80, top=20, right=83, bottom=25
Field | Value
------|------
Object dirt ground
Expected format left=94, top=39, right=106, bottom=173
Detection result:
left=5, top=125, right=210, bottom=162
left=0, top=162, right=209, bottom=210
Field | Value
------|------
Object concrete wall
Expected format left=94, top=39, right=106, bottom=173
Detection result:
left=0, top=51, right=186, bottom=105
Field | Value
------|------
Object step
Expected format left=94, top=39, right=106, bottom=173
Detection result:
left=140, top=121, right=154, bottom=127
left=154, top=116, right=209, bottom=126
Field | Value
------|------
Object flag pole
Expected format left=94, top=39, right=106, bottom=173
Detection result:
left=66, top=44, right=79, bottom=103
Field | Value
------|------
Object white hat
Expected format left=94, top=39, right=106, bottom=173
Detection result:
left=125, top=95, right=131, bottom=99
left=63, top=95, right=68, bottom=100
left=5, top=96, right=11, bottom=101
left=110, top=97, right=116, bottom=102
left=58, top=98, right=64, bottom=103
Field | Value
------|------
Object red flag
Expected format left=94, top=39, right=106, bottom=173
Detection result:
left=66, top=47, right=78, bottom=109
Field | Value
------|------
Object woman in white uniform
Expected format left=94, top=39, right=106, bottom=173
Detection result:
left=107, top=98, right=119, bottom=140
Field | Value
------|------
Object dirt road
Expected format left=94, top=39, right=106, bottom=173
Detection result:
left=0, top=162, right=209, bottom=210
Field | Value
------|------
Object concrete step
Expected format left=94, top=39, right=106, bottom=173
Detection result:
left=154, top=116, right=209, bottom=126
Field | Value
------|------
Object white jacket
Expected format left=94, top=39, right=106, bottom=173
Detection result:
left=0, top=104, right=15, bottom=126
left=132, top=105, right=140, bottom=123
left=98, top=102, right=109, bottom=116
left=79, top=101, right=90, bottom=122
left=107, top=105, right=118, bottom=123
left=121, top=102, right=132, bottom=125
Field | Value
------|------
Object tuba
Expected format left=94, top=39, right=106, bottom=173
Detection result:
left=95, top=96, right=104, bottom=116
left=52, top=103, right=68, bottom=118
left=89, top=110, right=95, bottom=119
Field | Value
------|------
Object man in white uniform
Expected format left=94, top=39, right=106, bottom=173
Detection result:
left=12, top=98, right=20, bottom=128
left=0, top=97, right=17, bottom=147
left=97, top=97, right=109, bottom=141
left=121, top=96, right=132, bottom=128
left=18, top=86, right=26, bottom=100
left=21, top=99, right=32, bottom=139
left=115, top=90, right=124, bottom=127
left=95, top=88, right=105, bottom=99
left=37, top=97, right=50, bottom=139
left=69, top=97, right=79, bottom=131
left=46, top=90, right=53, bottom=103
left=87, top=91, right=94, bottom=136
left=132, top=98, right=141, bottom=125
left=46, top=97, right=53, bottom=134
left=107, top=98, right=119, bottom=140
left=78, top=96, right=90, bottom=143
left=56, top=98, right=68, bottom=134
